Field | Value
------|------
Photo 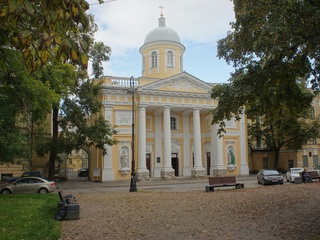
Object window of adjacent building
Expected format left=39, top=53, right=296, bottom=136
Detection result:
left=170, top=117, right=177, bottom=130
left=312, top=138, right=317, bottom=144
left=302, top=155, right=308, bottom=166
left=310, top=107, right=315, bottom=118
left=167, top=51, right=173, bottom=67
left=313, top=155, right=318, bottom=166
left=151, top=51, right=157, bottom=68
left=263, top=157, right=268, bottom=168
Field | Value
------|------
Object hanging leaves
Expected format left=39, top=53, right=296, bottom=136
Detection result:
left=0, top=0, right=92, bottom=72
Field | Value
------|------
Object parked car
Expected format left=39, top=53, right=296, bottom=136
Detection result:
left=257, top=169, right=284, bottom=185
left=286, top=168, right=304, bottom=183
left=7, top=171, right=47, bottom=183
left=78, top=168, right=88, bottom=177
left=0, top=177, right=55, bottom=194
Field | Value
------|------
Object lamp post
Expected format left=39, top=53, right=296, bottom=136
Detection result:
left=129, top=76, right=137, bottom=192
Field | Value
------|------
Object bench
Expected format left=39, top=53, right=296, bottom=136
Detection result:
left=205, top=176, right=244, bottom=192
left=299, top=171, right=320, bottom=182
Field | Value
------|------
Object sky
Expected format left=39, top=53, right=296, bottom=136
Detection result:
left=86, top=0, right=235, bottom=84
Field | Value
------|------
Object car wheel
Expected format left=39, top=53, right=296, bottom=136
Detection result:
left=39, top=188, right=48, bottom=194
left=1, top=189, right=12, bottom=194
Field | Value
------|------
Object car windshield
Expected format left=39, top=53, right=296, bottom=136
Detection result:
left=264, top=170, right=279, bottom=175
left=292, top=168, right=303, bottom=172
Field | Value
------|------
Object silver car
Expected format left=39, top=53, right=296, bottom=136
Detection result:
left=0, top=177, right=56, bottom=194
left=286, top=168, right=304, bottom=183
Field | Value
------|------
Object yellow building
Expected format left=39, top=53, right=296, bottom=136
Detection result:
left=90, top=14, right=250, bottom=181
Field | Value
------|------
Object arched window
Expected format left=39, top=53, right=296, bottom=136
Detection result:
left=142, top=56, right=145, bottom=72
left=167, top=51, right=173, bottom=67
left=151, top=51, right=157, bottom=68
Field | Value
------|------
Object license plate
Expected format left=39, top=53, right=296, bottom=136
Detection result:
left=272, top=180, right=278, bottom=182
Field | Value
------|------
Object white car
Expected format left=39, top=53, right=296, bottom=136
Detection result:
left=286, top=168, right=304, bottom=182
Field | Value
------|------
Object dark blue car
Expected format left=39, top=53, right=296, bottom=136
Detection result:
left=7, top=171, right=46, bottom=183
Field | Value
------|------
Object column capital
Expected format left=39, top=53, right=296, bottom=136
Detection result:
left=138, top=104, right=148, bottom=108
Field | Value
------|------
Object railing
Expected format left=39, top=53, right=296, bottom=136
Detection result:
left=110, top=77, right=138, bottom=87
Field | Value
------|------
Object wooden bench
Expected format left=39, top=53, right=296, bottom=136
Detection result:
left=205, top=176, right=244, bottom=192
left=299, top=171, right=320, bottom=182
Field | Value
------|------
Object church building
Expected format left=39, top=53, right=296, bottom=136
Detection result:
left=90, top=13, right=250, bottom=181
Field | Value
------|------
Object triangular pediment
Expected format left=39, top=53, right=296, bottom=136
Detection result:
left=138, top=72, right=214, bottom=94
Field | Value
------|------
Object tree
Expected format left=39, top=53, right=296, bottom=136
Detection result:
left=90, top=42, right=111, bottom=78
left=34, top=62, right=117, bottom=180
left=212, top=0, right=320, bottom=169
left=0, top=48, right=58, bottom=163
left=218, top=0, right=320, bottom=89
left=0, top=0, right=95, bottom=72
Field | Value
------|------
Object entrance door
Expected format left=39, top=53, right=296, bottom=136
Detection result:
left=171, top=153, right=179, bottom=176
left=146, top=154, right=151, bottom=177
left=206, top=152, right=211, bottom=175
left=288, top=160, right=293, bottom=169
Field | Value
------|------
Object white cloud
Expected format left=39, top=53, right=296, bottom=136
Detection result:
left=87, top=0, right=235, bottom=82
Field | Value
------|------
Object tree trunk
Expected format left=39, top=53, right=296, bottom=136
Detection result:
left=48, top=107, right=59, bottom=180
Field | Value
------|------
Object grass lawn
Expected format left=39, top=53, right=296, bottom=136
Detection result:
left=0, top=193, right=61, bottom=240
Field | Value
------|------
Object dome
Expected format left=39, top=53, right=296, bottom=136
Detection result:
left=143, top=16, right=181, bottom=45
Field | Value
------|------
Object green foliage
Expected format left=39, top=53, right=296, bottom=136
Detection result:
left=0, top=194, right=61, bottom=240
left=58, top=80, right=118, bottom=155
left=0, top=0, right=91, bottom=72
left=214, top=0, right=320, bottom=168
left=90, top=41, right=111, bottom=78
left=0, top=49, right=58, bottom=162
left=218, top=0, right=320, bottom=89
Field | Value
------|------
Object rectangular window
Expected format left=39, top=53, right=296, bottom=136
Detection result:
left=170, top=117, right=176, bottom=130
left=313, top=155, right=318, bottom=166
left=302, top=155, right=308, bottom=167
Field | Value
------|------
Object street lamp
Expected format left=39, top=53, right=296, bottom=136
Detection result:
left=129, top=76, right=137, bottom=192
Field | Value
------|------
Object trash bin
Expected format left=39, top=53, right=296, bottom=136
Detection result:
left=295, top=177, right=302, bottom=184
left=66, top=203, right=80, bottom=220
left=55, top=190, right=80, bottom=221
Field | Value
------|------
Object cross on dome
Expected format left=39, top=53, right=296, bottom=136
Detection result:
left=159, top=5, right=164, bottom=17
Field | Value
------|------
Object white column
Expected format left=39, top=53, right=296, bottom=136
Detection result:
left=211, top=123, right=227, bottom=176
left=193, top=108, right=202, bottom=168
left=154, top=110, right=163, bottom=177
left=163, top=106, right=172, bottom=169
left=191, top=108, right=205, bottom=178
left=183, top=111, right=191, bottom=176
left=137, top=105, right=149, bottom=180
left=240, top=114, right=249, bottom=175
left=161, top=106, right=174, bottom=179
left=102, top=104, right=114, bottom=181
